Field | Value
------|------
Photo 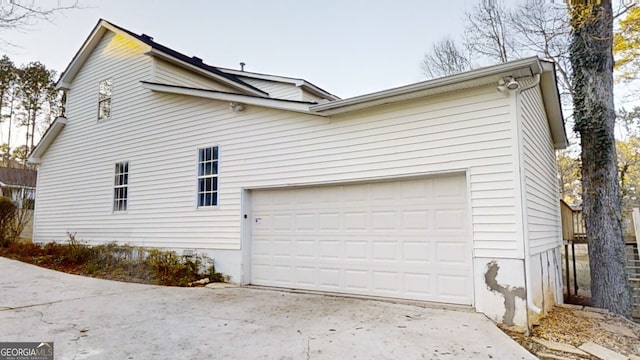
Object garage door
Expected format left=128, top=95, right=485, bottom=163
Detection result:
left=250, top=174, right=472, bottom=305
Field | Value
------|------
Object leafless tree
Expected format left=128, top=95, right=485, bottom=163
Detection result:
left=421, top=37, right=470, bottom=79
left=508, top=1, right=573, bottom=100
left=463, top=0, right=514, bottom=64
left=0, top=1, right=81, bottom=47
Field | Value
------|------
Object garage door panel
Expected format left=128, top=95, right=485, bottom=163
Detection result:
left=251, top=175, right=472, bottom=305
left=403, top=241, right=433, bottom=263
left=436, top=242, right=468, bottom=264
left=345, top=241, right=368, bottom=260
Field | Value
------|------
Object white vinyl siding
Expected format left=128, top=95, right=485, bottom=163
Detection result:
left=237, top=77, right=302, bottom=100
left=153, top=59, right=237, bottom=92
left=33, top=30, right=522, bottom=259
left=521, top=86, right=562, bottom=255
left=302, top=90, right=326, bottom=102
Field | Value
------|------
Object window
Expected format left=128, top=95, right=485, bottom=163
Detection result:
left=113, top=161, right=129, bottom=211
left=98, top=79, right=112, bottom=120
left=197, top=146, right=218, bottom=207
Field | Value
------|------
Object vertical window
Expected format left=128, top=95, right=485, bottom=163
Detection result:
left=98, top=79, right=112, bottom=120
left=113, top=161, right=129, bottom=211
left=197, top=146, right=218, bottom=207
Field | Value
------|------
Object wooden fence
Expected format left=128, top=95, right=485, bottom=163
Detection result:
left=561, top=200, right=640, bottom=318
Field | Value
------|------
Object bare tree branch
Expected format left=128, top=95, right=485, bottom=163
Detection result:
left=0, top=1, right=81, bottom=45
left=421, top=37, right=470, bottom=79
left=463, top=0, right=515, bottom=64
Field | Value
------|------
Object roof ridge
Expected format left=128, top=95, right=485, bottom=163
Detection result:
left=102, top=20, right=268, bottom=96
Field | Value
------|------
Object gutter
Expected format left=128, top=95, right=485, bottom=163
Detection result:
left=141, top=81, right=324, bottom=115
left=311, top=57, right=542, bottom=115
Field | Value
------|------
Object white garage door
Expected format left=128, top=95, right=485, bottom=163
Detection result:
left=250, top=174, right=472, bottom=305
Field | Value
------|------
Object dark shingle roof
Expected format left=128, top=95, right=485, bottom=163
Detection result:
left=0, top=167, right=37, bottom=187
left=105, top=20, right=268, bottom=96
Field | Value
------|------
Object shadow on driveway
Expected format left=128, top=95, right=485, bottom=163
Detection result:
left=0, top=257, right=535, bottom=359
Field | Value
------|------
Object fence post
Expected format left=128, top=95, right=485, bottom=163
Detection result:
left=633, top=208, right=640, bottom=251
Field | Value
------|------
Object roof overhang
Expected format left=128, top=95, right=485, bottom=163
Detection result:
left=221, top=68, right=341, bottom=101
left=57, top=20, right=151, bottom=90
left=311, top=57, right=543, bottom=114
left=310, top=56, right=567, bottom=149
left=28, top=117, right=67, bottom=164
left=56, top=19, right=268, bottom=98
left=146, top=50, right=268, bottom=97
left=539, top=61, right=568, bottom=149
left=140, top=82, right=323, bottom=115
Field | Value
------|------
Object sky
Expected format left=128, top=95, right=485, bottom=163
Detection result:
left=5, top=0, right=476, bottom=99
left=1, top=0, right=638, bottom=147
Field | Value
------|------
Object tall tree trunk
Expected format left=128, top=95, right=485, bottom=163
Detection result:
left=570, top=0, right=631, bottom=317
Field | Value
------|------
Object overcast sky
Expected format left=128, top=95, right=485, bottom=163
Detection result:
left=2, top=0, right=638, bottom=147
left=5, top=0, right=478, bottom=99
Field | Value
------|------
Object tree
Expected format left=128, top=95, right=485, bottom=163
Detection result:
left=0, top=1, right=80, bottom=46
left=10, top=144, right=27, bottom=166
left=15, top=61, right=57, bottom=151
left=421, top=37, right=470, bottom=78
left=557, top=150, right=582, bottom=205
left=422, top=1, right=573, bottom=101
left=617, top=137, right=640, bottom=208
left=613, top=6, right=640, bottom=82
left=0, top=55, right=16, bottom=158
left=464, top=0, right=513, bottom=63
left=569, top=0, right=630, bottom=317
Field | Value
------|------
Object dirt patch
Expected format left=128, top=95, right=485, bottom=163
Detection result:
left=503, top=306, right=640, bottom=359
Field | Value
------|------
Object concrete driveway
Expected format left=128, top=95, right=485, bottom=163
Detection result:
left=0, top=257, right=535, bottom=359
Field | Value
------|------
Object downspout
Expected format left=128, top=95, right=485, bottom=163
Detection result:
left=517, top=73, right=543, bottom=315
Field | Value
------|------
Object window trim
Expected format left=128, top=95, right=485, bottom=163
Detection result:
left=113, top=161, right=129, bottom=212
left=196, top=146, right=219, bottom=208
left=98, top=78, right=113, bottom=120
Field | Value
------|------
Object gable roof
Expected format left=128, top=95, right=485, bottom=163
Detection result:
left=56, top=19, right=267, bottom=97
left=0, top=167, right=37, bottom=188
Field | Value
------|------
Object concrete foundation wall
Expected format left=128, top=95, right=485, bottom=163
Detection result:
left=473, top=258, right=527, bottom=328
left=527, top=247, right=563, bottom=325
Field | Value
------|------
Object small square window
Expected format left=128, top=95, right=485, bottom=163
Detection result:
left=197, top=146, right=218, bottom=207
left=99, top=79, right=112, bottom=120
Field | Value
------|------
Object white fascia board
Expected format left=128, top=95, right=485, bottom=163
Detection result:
left=221, top=68, right=340, bottom=101
left=28, top=117, right=68, bottom=164
left=141, top=82, right=324, bottom=115
left=56, top=24, right=109, bottom=90
left=222, top=68, right=302, bottom=85
left=56, top=20, right=152, bottom=90
left=297, top=81, right=341, bottom=101
left=146, top=50, right=267, bottom=97
left=539, top=61, right=568, bottom=149
left=312, top=57, right=544, bottom=115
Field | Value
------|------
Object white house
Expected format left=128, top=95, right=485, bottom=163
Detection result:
left=29, top=19, right=567, bottom=330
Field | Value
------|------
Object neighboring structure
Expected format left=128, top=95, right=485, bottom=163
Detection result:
left=0, top=167, right=37, bottom=209
left=0, top=167, right=37, bottom=240
left=29, top=19, right=567, bottom=330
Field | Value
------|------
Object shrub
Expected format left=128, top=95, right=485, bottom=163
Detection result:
left=0, top=232, right=227, bottom=286
left=0, top=197, right=16, bottom=247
